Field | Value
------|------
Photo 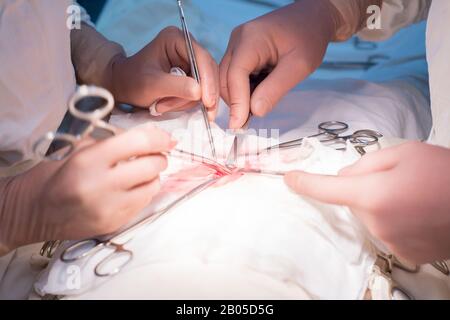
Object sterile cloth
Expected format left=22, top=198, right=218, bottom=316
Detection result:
left=34, top=109, right=378, bottom=299
left=3, top=0, right=447, bottom=299
left=0, top=77, right=433, bottom=299
left=32, top=109, right=450, bottom=300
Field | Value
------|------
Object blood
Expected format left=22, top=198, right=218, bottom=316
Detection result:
left=160, top=165, right=217, bottom=193
left=160, top=152, right=288, bottom=194
left=212, top=169, right=244, bottom=187
left=160, top=162, right=244, bottom=193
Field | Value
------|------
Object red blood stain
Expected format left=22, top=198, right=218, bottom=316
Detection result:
left=160, top=163, right=244, bottom=193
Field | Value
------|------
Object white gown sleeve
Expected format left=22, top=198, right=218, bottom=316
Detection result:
left=358, top=0, right=431, bottom=41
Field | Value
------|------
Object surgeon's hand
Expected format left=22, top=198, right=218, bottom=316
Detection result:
left=111, top=27, right=220, bottom=120
left=285, top=142, right=450, bottom=264
left=220, top=0, right=340, bottom=128
left=0, top=124, right=175, bottom=253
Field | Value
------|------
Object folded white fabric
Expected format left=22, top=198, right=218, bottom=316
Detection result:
left=34, top=109, right=382, bottom=299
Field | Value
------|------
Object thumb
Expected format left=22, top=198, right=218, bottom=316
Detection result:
left=284, top=171, right=363, bottom=206
left=250, top=56, right=311, bottom=117
left=156, top=73, right=202, bottom=101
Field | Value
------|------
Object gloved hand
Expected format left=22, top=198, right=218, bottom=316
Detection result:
left=219, top=0, right=340, bottom=129
left=111, top=27, right=220, bottom=120
left=0, top=124, right=175, bottom=255
left=285, top=142, right=450, bottom=264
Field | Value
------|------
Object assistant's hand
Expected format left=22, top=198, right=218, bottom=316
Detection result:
left=112, top=27, right=219, bottom=120
left=220, top=0, right=340, bottom=128
left=285, top=142, right=450, bottom=264
left=1, top=124, right=176, bottom=253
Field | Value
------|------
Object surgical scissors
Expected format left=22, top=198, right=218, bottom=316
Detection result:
left=59, top=176, right=221, bottom=277
left=176, top=0, right=217, bottom=161
left=259, top=121, right=383, bottom=155
left=33, top=85, right=120, bottom=161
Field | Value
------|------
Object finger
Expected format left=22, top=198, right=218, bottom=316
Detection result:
left=251, top=56, right=309, bottom=117
left=154, top=73, right=202, bottom=101
left=112, top=154, right=168, bottom=190
left=284, top=171, right=366, bottom=206
left=166, top=28, right=218, bottom=108
left=122, top=178, right=162, bottom=216
left=88, top=123, right=176, bottom=165
left=219, top=51, right=232, bottom=105
left=72, top=136, right=97, bottom=154
left=339, top=146, right=400, bottom=176
left=227, top=48, right=258, bottom=129
left=192, top=41, right=220, bottom=110
left=159, top=27, right=191, bottom=71
left=157, top=98, right=213, bottom=119
left=207, top=101, right=219, bottom=121
left=156, top=97, right=194, bottom=113
left=164, top=101, right=198, bottom=113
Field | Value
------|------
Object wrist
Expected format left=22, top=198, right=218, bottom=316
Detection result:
left=325, top=0, right=383, bottom=41
left=322, top=0, right=347, bottom=42
left=0, top=170, right=48, bottom=253
left=0, top=176, right=27, bottom=253
left=292, top=0, right=343, bottom=43
left=319, top=0, right=345, bottom=43
left=0, top=177, right=14, bottom=255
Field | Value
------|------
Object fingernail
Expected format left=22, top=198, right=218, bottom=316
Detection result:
left=284, top=172, right=298, bottom=189
left=156, top=102, right=170, bottom=113
left=229, top=116, right=240, bottom=129
left=169, top=139, right=178, bottom=149
left=284, top=172, right=292, bottom=185
left=253, top=98, right=269, bottom=116
left=204, top=96, right=214, bottom=109
left=207, top=110, right=216, bottom=122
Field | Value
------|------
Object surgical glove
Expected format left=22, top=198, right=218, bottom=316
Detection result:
left=219, top=0, right=381, bottom=129
left=111, top=27, right=220, bottom=120
left=219, top=0, right=337, bottom=129
left=0, top=124, right=175, bottom=256
left=285, top=142, right=450, bottom=264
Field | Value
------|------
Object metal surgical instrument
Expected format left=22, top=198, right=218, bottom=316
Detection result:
left=258, top=121, right=383, bottom=156
left=32, top=85, right=229, bottom=175
left=226, top=113, right=252, bottom=169
left=176, top=0, right=217, bottom=161
left=225, top=70, right=270, bottom=168
left=33, top=85, right=120, bottom=161
left=59, top=176, right=221, bottom=277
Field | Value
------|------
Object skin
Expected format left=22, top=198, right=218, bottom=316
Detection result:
left=285, top=142, right=450, bottom=264
left=112, top=27, right=220, bottom=120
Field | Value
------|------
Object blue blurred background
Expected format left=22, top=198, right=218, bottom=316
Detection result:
left=78, top=0, right=106, bottom=23
left=78, top=0, right=427, bottom=90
